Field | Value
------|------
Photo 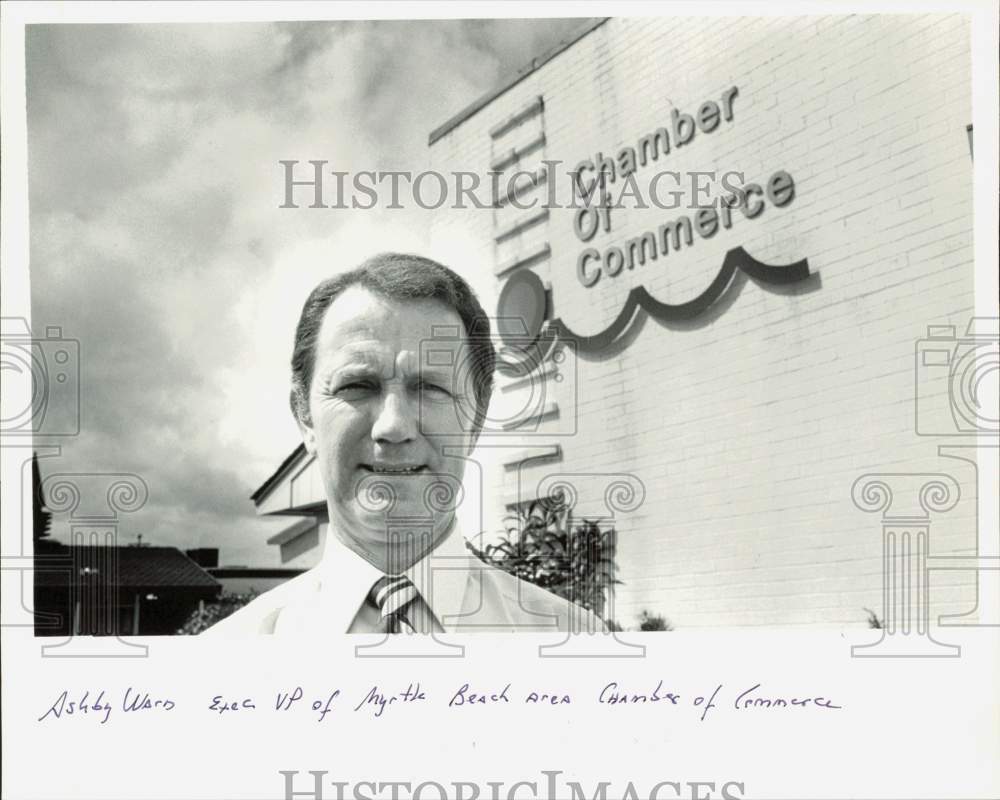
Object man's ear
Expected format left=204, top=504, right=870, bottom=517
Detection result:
left=466, top=425, right=482, bottom=456
left=291, top=389, right=317, bottom=455
left=298, top=417, right=317, bottom=455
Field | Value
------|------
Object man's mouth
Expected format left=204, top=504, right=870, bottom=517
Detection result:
left=360, top=463, right=428, bottom=474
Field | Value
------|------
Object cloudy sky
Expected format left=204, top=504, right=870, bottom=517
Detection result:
left=27, top=17, right=592, bottom=565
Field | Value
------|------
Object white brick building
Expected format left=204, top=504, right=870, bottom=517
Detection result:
left=256, top=15, right=985, bottom=630
left=424, top=15, right=980, bottom=629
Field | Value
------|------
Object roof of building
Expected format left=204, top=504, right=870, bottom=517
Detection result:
left=208, top=567, right=308, bottom=579
left=33, top=545, right=221, bottom=590
left=428, top=17, right=609, bottom=146
left=266, top=516, right=318, bottom=546
left=250, top=443, right=307, bottom=503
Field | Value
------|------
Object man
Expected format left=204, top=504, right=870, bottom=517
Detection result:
left=210, top=252, right=605, bottom=635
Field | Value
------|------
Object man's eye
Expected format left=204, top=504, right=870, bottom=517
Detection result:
left=418, top=381, right=452, bottom=397
left=336, top=381, right=376, bottom=395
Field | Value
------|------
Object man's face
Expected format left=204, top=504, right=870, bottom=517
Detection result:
left=299, top=286, right=478, bottom=572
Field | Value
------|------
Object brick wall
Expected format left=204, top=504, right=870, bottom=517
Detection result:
left=428, top=15, right=977, bottom=629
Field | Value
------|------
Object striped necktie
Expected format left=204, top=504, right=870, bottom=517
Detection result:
left=368, top=574, right=419, bottom=634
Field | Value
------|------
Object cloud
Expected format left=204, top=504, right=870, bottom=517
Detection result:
left=27, top=17, right=593, bottom=562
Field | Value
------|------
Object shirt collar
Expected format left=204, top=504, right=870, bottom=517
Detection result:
left=315, top=517, right=476, bottom=633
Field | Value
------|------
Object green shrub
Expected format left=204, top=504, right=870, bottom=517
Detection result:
left=468, top=498, right=621, bottom=621
left=638, top=610, right=672, bottom=631
left=177, top=590, right=258, bottom=635
left=863, top=607, right=884, bottom=629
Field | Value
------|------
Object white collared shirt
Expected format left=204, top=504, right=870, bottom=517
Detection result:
left=290, top=520, right=477, bottom=634
left=206, top=521, right=607, bottom=635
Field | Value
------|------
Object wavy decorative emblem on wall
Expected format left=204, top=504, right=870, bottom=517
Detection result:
left=496, top=246, right=812, bottom=370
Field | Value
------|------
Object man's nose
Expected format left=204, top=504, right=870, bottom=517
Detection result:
left=370, top=386, right=418, bottom=443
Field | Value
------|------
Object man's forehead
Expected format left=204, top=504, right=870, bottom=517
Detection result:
left=317, top=288, right=461, bottom=346
left=317, top=288, right=466, bottom=345
left=326, top=341, right=411, bottom=367
left=316, top=337, right=466, bottom=377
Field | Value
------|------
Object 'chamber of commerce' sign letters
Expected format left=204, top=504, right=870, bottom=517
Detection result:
left=497, top=84, right=814, bottom=358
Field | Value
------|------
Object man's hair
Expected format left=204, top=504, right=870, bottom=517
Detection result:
left=290, top=252, right=496, bottom=435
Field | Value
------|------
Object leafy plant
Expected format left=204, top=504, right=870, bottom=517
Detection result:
left=863, top=607, right=884, bottom=629
left=638, top=610, right=672, bottom=631
left=177, top=590, right=258, bottom=635
left=32, top=452, right=51, bottom=542
left=468, top=498, right=621, bottom=621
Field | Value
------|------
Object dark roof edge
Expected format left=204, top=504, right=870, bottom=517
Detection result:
left=266, top=516, right=317, bottom=546
left=428, top=17, right=610, bottom=146
left=250, top=443, right=307, bottom=503
left=208, top=567, right=307, bottom=579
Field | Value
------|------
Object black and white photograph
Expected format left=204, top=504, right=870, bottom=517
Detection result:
left=2, top=2, right=998, bottom=799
